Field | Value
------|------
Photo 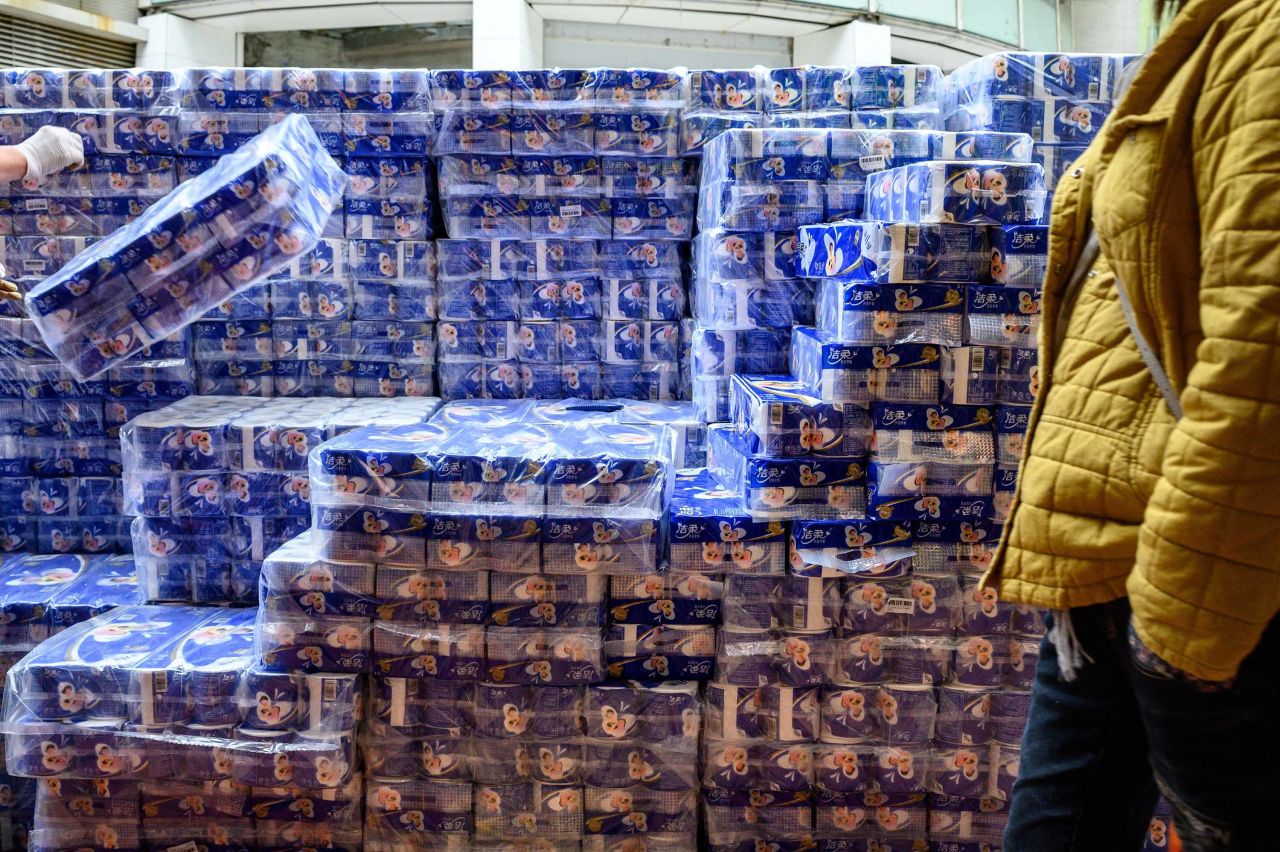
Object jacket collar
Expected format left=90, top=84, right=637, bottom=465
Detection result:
left=1116, top=0, right=1241, bottom=117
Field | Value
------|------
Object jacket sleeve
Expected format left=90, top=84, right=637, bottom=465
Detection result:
left=1126, top=18, right=1280, bottom=681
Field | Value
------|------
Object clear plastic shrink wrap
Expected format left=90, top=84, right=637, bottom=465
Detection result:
left=23, top=114, right=346, bottom=380
left=120, top=395, right=439, bottom=606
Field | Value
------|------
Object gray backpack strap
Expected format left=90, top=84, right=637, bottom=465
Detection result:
left=1067, top=227, right=1183, bottom=420
left=1113, top=261, right=1183, bottom=420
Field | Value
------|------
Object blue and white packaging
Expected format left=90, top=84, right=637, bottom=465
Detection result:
left=699, top=176, right=824, bottom=233
left=1033, top=142, right=1089, bottom=191
left=989, top=224, right=1048, bottom=286
left=728, top=374, right=871, bottom=458
left=864, top=159, right=1047, bottom=226
left=25, top=115, right=346, bottom=380
left=997, top=346, right=1039, bottom=405
left=797, top=220, right=990, bottom=284
left=790, top=326, right=941, bottom=405
left=949, top=53, right=1129, bottom=102
left=706, top=424, right=866, bottom=519
left=693, top=276, right=814, bottom=331
left=689, top=326, right=789, bottom=377
left=932, top=131, right=1034, bottom=163
left=942, top=345, right=1000, bottom=406
left=994, top=404, right=1030, bottom=467
left=815, top=279, right=965, bottom=346
left=693, top=229, right=800, bottom=285
left=666, top=468, right=786, bottom=574
left=763, top=66, right=849, bottom=115
left=966, top=285, right=1042, bottom=348
left=847, top=65, right=943, bottom=110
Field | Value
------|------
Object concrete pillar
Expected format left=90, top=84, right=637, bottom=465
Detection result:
left=793, top=20, right=891, bottom=66
left=137, top=12, right=238, bottom=68
left=1069, top=0, right=1143, bottom=53
left=472, top=0, right=544, bottom=68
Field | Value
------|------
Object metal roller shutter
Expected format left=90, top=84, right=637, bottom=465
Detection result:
left=0, top=12, right=136, bottom=67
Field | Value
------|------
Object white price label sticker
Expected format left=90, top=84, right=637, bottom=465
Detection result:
left=559, top=203, right=583, bottom=219
left=885, top=596, right=915, bottom=614
left=859, top=154, right=888, bottom=172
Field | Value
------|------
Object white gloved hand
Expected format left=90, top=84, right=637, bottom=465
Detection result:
left=16, top=126, right=85, bottom=181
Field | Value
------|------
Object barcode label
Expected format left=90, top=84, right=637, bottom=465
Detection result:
left=770, top=403, right=783, bottom=426
left=23, top=260, right=44, bottom=271
left=153, top=670, right=167, bottom=692
left=906, top=225, right=920, bottom=248
left=1088, top=83, right=1099, bottom=99
left=859, top=154, right=887, bottom=172
left=168, top=842, right=199, bottom=852
left=885, top=597, right=915, bottom=614
left=24, top=198, right=48, bottom=211
left=792, top=605, right=805, bottom=625
left=324, top=678, right=337, bottom=701
left=559, top=203, right=583, bottom=218
left=969, top=347, right=987, bottom=373
left=494, top=340, right=507, bottom=359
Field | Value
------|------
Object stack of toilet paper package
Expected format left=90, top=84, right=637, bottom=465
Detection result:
left=0, top=72, right=196, bottom=558
left=433, top=236, right=685, bottom=402
left=682, top=64, right=946, bottom=157
left=945, top=53, right=1139, bottom=191
left=0, top=551, right=139, bottom=849
left=119, top=395, right=440, bottom=607
left=2, top=604, right=365, bottom=851
left=176, top=69, right=441, bottom=399
left=266, top=399, right=701, bottom=849
left=690, top=124, right=1038, bottom=424
left=0, top=70, right=181, bottom=283
left=683, top=108, right=1049, bottom=845
left=431, top=69, right=694, bottom=401
left=0, top=315, right=193, bottom=558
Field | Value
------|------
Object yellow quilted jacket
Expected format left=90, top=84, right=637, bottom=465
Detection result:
left=987, top=0, right=1280, bottom=681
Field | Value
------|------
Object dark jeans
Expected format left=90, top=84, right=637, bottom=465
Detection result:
left=1004, top=599, right=1280, bottom=852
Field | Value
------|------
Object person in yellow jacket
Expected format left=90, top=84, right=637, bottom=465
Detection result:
left=994, top=1, right=1280, bottom=849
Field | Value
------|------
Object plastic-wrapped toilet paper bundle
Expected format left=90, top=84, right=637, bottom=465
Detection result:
left=120, top=395, right=439, bottom=605
left=431, top=68, right=696, bottom=240
left=695, top=487, right=1044, bottom=851
left=23, top=114, right=346, bottom=381
left=682, top=68, right=764, bottom=156
left=0, top=318, right=193, bottom=555
left=29, top=778, right=140, bottom=852
left=5, top=606, right=365, bottom=850
left=0, top=553, right=137, bottom=652
left=846, top=63, right=944, bottom=132
left=300, top=398, right=697, bottom=849
left=434, top=238, right=683, bottom=402
left=689, top=128, right=999, bottom=424
left=945, top=53, right=1140, bottom=194
left=3, top=606, right=360, bottom=782
left=863, top=159, right=1047, bottom=226
left=796, top=220, right=991, bottom=285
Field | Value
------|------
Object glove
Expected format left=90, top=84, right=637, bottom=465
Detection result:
left=16, top=126, right=85, bottom=181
